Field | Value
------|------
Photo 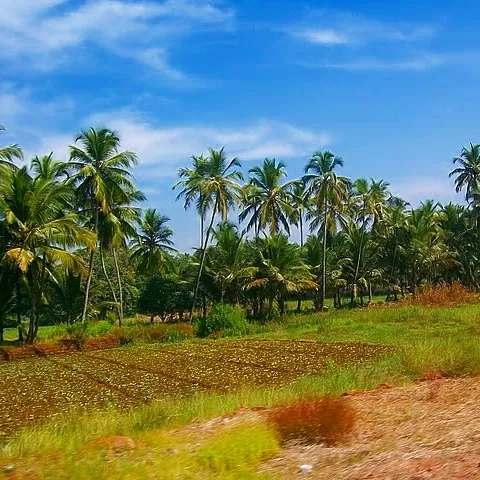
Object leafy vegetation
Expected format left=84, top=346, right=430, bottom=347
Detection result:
left=2, top=124, right=480, bottom=345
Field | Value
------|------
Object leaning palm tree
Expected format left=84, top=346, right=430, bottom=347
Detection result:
left=185, top=147, right=243, bottom=317
left=450, top=144, right=480, bottom=201
left=0, top=126, right=22, bottom=167
left=239, top=158, right=293, bottom=236
left=303, top=151, right=349, bottom=311
left=68, top=128, right=138, bottom=322
left=130, top=209, right=177, bottom=277
left=0, top=167, right=95, bottom=342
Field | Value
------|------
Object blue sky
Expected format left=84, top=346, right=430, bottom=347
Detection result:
left=2, top=0, right=479, bottom=251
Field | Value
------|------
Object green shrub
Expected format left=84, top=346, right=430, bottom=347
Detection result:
left=197, top=303, right=249, bottom=338
left=65, top=322, right=90, bottom=350
left=112, top=323, right=194, bottom=345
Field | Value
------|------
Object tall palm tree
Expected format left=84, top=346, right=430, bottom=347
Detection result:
left=177, top=148, right=243, bottom=316
left=174, top=154, right=210, bottom=246
left=0, top=126, right=22, bottom=167
left=0, top=167, right=95, bottom=342
left=450, top=144, right=480, bottom=201
left=68, top=128, right=138, bottom=322
left=289, top=180, right=310, bottom=247
left=98, top=188, right=144, bottom=325
left=303, top=151, right=349, bottom=311
left=349, top=178, right=390, bottom=304
left=130, top=209, right=176, bottom=277
left=239, top=158, right=293, bottom=236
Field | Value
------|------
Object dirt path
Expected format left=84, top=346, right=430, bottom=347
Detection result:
left=262, top=377, right=480, bottom=479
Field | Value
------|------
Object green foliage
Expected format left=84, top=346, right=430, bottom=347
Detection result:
left=65, top=322, right=90, bottom=350
left=197, top=303, right=249, bottom=337
left=138, top=276, right=191, bottom=321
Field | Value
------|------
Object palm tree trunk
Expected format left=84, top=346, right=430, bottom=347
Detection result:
left=16, top=279, right=23, bottom=342
left=299, top=214, right=304, bottom=248
left=100, top=248, right=119, bottom=320
left=191, top=199, right=218, bottom=318
left=320, top=195, right=328, bottom=311
left=113, top=249, right=124, bottom=327
left=352, top=201, right=367, bottom=306
left=81, top=207, right=99, bottom=323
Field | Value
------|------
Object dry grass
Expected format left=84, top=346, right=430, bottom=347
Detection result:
left=261, top=377, right=480, bottom=479
left=267, top=397, right=355, bottom=445
left=410, top=282, right=476, bottom=307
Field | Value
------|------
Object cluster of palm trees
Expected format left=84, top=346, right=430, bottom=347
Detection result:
left=2, top=124, right=480, bottom=343
left=0, top=127, right=172, bottom=343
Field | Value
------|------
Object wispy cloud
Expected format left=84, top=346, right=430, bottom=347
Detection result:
left=301, top=51, right=480, bottom=72
left=391, top=176, right=460, bottom=206
left=0, top=0, right=234, bottom=80
left=289, top=11, right=437, bottom=47
left=87, top=111, right=332, bottom=178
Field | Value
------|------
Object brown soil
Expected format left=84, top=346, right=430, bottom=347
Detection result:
left=261, top=377, right=480, bottom=479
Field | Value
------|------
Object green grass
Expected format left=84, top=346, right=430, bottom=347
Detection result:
left=2, top=302, right=480, bottom=478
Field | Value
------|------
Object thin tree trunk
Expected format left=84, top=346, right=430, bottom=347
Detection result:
left=299, top=214, right=304, bottom=248
left=81, top=207, right=99, bottom=323
left=100, top=248, right=119, bottom=319
left=191, top=198, right=219, bottom=318
left=16, top=279, right=23, bottom=342
left=113, top=249, right=124, bottom=327
left=320, top=195, right=328, bottom=311
left=352, top=201, right=367, bottom=306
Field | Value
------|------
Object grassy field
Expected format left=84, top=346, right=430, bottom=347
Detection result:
left=1, top=303, right=480, bottom=479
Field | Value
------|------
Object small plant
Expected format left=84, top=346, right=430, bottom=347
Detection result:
left=197, top=303, right=249, bottom=338
left=267, top=396, right=355, bottom=445
left=65, top=322, right=90, bottom=350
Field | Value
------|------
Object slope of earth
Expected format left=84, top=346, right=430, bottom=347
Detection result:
left=262, top=376, right=480, bottom=479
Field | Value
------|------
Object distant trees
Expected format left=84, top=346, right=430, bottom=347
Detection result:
left=1, top=123, right=480, bottom=344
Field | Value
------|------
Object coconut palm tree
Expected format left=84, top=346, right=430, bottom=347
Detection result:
left=206, top=222, right=256, bottom=303
left=248, top=235, right=316, bottom=317
left=0, top=167, right=95, bottom=342
left=0, top=126, right=22, bottom=167
left=239, top=158, right=293, bottom=236
left=180, top=147, right=243, bottom=317
left=303, top=151, right=349, bottom=311
left=289, top=180, right=310, bottom=247
left=31, top=153, right=69, bottom=181
left=68, top=128, right=138, bottom=322
left=450, top=144, right=480, bottom=200
left=174, top=154, right=210, bottom=246
left=130, top=208, right=176, bottom=278
left=98, top=188, right=144, bottom=325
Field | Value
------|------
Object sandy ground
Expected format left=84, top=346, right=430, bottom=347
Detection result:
left=261, top=377, right=480, bottom=479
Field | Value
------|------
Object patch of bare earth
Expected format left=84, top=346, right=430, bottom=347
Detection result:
left=261, top=377, right=480, bottom=479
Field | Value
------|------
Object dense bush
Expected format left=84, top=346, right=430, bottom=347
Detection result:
left=267, top=396, right=355, bottom=445
left=197, top=303, right=249, bottom=338
left=410, top=282, right=475, bottom=307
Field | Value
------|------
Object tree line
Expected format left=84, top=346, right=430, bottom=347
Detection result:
left=1, top=125, right=479, bottom=343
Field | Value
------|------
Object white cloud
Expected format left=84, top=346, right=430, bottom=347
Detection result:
left=391, top=176, right=461, bottom=206
left=1, top=0, right=234, bottom=79
left=289, top=12, right=437, bottom=47
left=319, top=54, right=446, bottom=72
left=296, top=29, right=348, bottom=46
left=86, top=111, right=332, bottom=178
